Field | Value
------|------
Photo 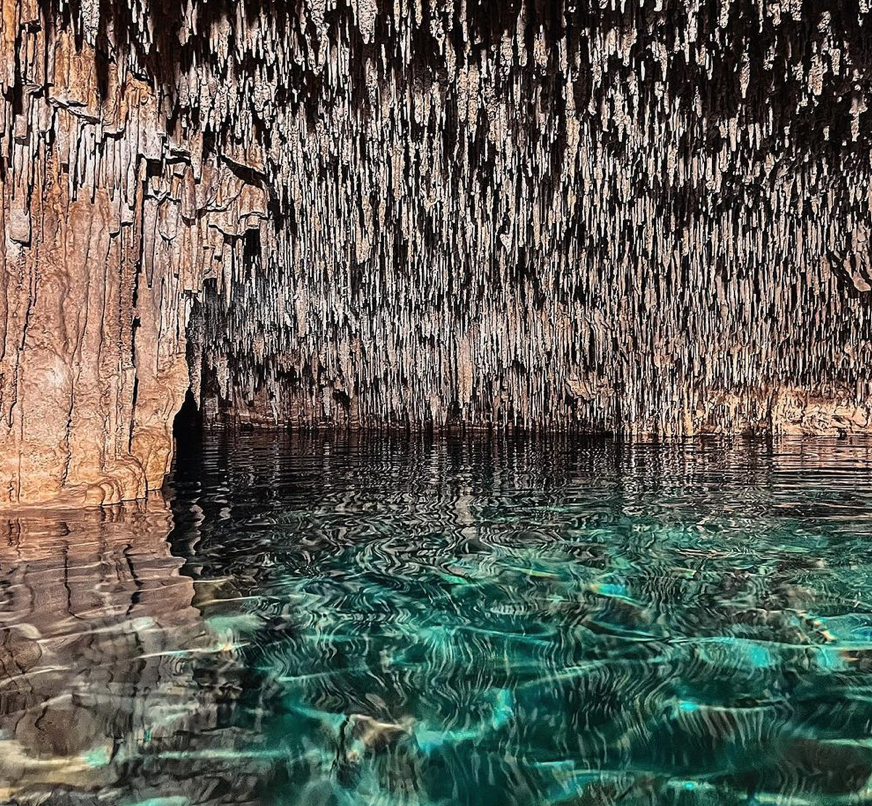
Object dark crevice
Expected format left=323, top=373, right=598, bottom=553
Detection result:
left=173, top=389, right=203, bottom=457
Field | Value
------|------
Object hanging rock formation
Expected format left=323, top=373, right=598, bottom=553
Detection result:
left=1, top=0, right=872, bottom=506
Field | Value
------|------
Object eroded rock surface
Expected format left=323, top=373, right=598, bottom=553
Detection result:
left=0, top=1, right=269, bottom=505
left=2, top=0, right=872, bottom=505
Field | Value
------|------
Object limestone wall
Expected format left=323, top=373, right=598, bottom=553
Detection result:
left=0, top=1, right=267, bottom=505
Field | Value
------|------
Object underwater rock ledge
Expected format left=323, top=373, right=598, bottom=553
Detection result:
left=1, top=0, right=872, bottom=505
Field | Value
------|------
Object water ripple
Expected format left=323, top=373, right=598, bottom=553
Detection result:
left=3, top=435, right=872, bottom=804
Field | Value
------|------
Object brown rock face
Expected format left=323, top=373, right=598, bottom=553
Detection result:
left=0, top=4, right=268, bottom=506
left=2, top=0, right=872, bottom=506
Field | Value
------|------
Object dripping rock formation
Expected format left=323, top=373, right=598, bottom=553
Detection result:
left=1, top=0, right=872, bottom=506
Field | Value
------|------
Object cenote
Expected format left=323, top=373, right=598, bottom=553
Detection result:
left=2, top=433, right=872, bottom=805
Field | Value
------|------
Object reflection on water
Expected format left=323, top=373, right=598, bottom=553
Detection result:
left=4, top=434, right=872, bottom=804
left=0, top=498, right=242, bottom=804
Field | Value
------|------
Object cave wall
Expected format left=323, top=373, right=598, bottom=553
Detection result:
left=2, top=0, right=872, bottom=505
left=0, top=0, right=268, bottom=505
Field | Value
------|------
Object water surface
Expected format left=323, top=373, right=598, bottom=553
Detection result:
left=3, top=434, right=872, bottom=804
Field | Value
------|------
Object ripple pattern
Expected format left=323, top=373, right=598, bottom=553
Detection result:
left=4, top=434, right=872, bottom=805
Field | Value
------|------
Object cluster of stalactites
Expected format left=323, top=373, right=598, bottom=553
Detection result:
left=185, top=0, right=872, bottom=433
left=7, top=0, right=872, bottom=437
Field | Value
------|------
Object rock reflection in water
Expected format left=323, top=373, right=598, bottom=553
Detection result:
left=0, top=496, right=251, bottom=805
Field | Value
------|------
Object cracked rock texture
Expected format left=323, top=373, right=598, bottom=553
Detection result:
left=2, top=0, right=872, bottom=505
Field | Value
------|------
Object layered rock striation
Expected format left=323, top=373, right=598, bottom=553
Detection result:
left=2, top=0, right=872, bottom=505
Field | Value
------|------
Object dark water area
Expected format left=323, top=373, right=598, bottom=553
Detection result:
left=3, top=433, right=872, bottom=805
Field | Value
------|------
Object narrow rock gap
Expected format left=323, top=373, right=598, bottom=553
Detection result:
left=173, top=389, right=203, bottom=459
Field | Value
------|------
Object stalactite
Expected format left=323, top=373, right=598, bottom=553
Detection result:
left=1, top=0, right=872, bottom=505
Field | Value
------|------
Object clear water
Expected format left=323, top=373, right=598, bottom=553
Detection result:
left=3, top=434, right=872, bottom=805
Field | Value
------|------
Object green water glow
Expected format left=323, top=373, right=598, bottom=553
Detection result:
left=3, top=434, right=872, bottom=805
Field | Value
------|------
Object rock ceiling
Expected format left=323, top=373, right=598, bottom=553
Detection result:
left=1, top=0, right=872, bottom=504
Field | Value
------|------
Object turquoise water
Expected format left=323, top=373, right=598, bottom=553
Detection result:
left=3, top=434, right=872, bottom=804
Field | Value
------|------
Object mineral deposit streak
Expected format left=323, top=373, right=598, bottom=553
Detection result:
left=1, top=0, right=871, bottom=505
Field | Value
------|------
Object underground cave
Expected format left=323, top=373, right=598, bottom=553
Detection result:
left=3, top=0, right=872, bottom=804
left=2, top=0, right=872, bottom=505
